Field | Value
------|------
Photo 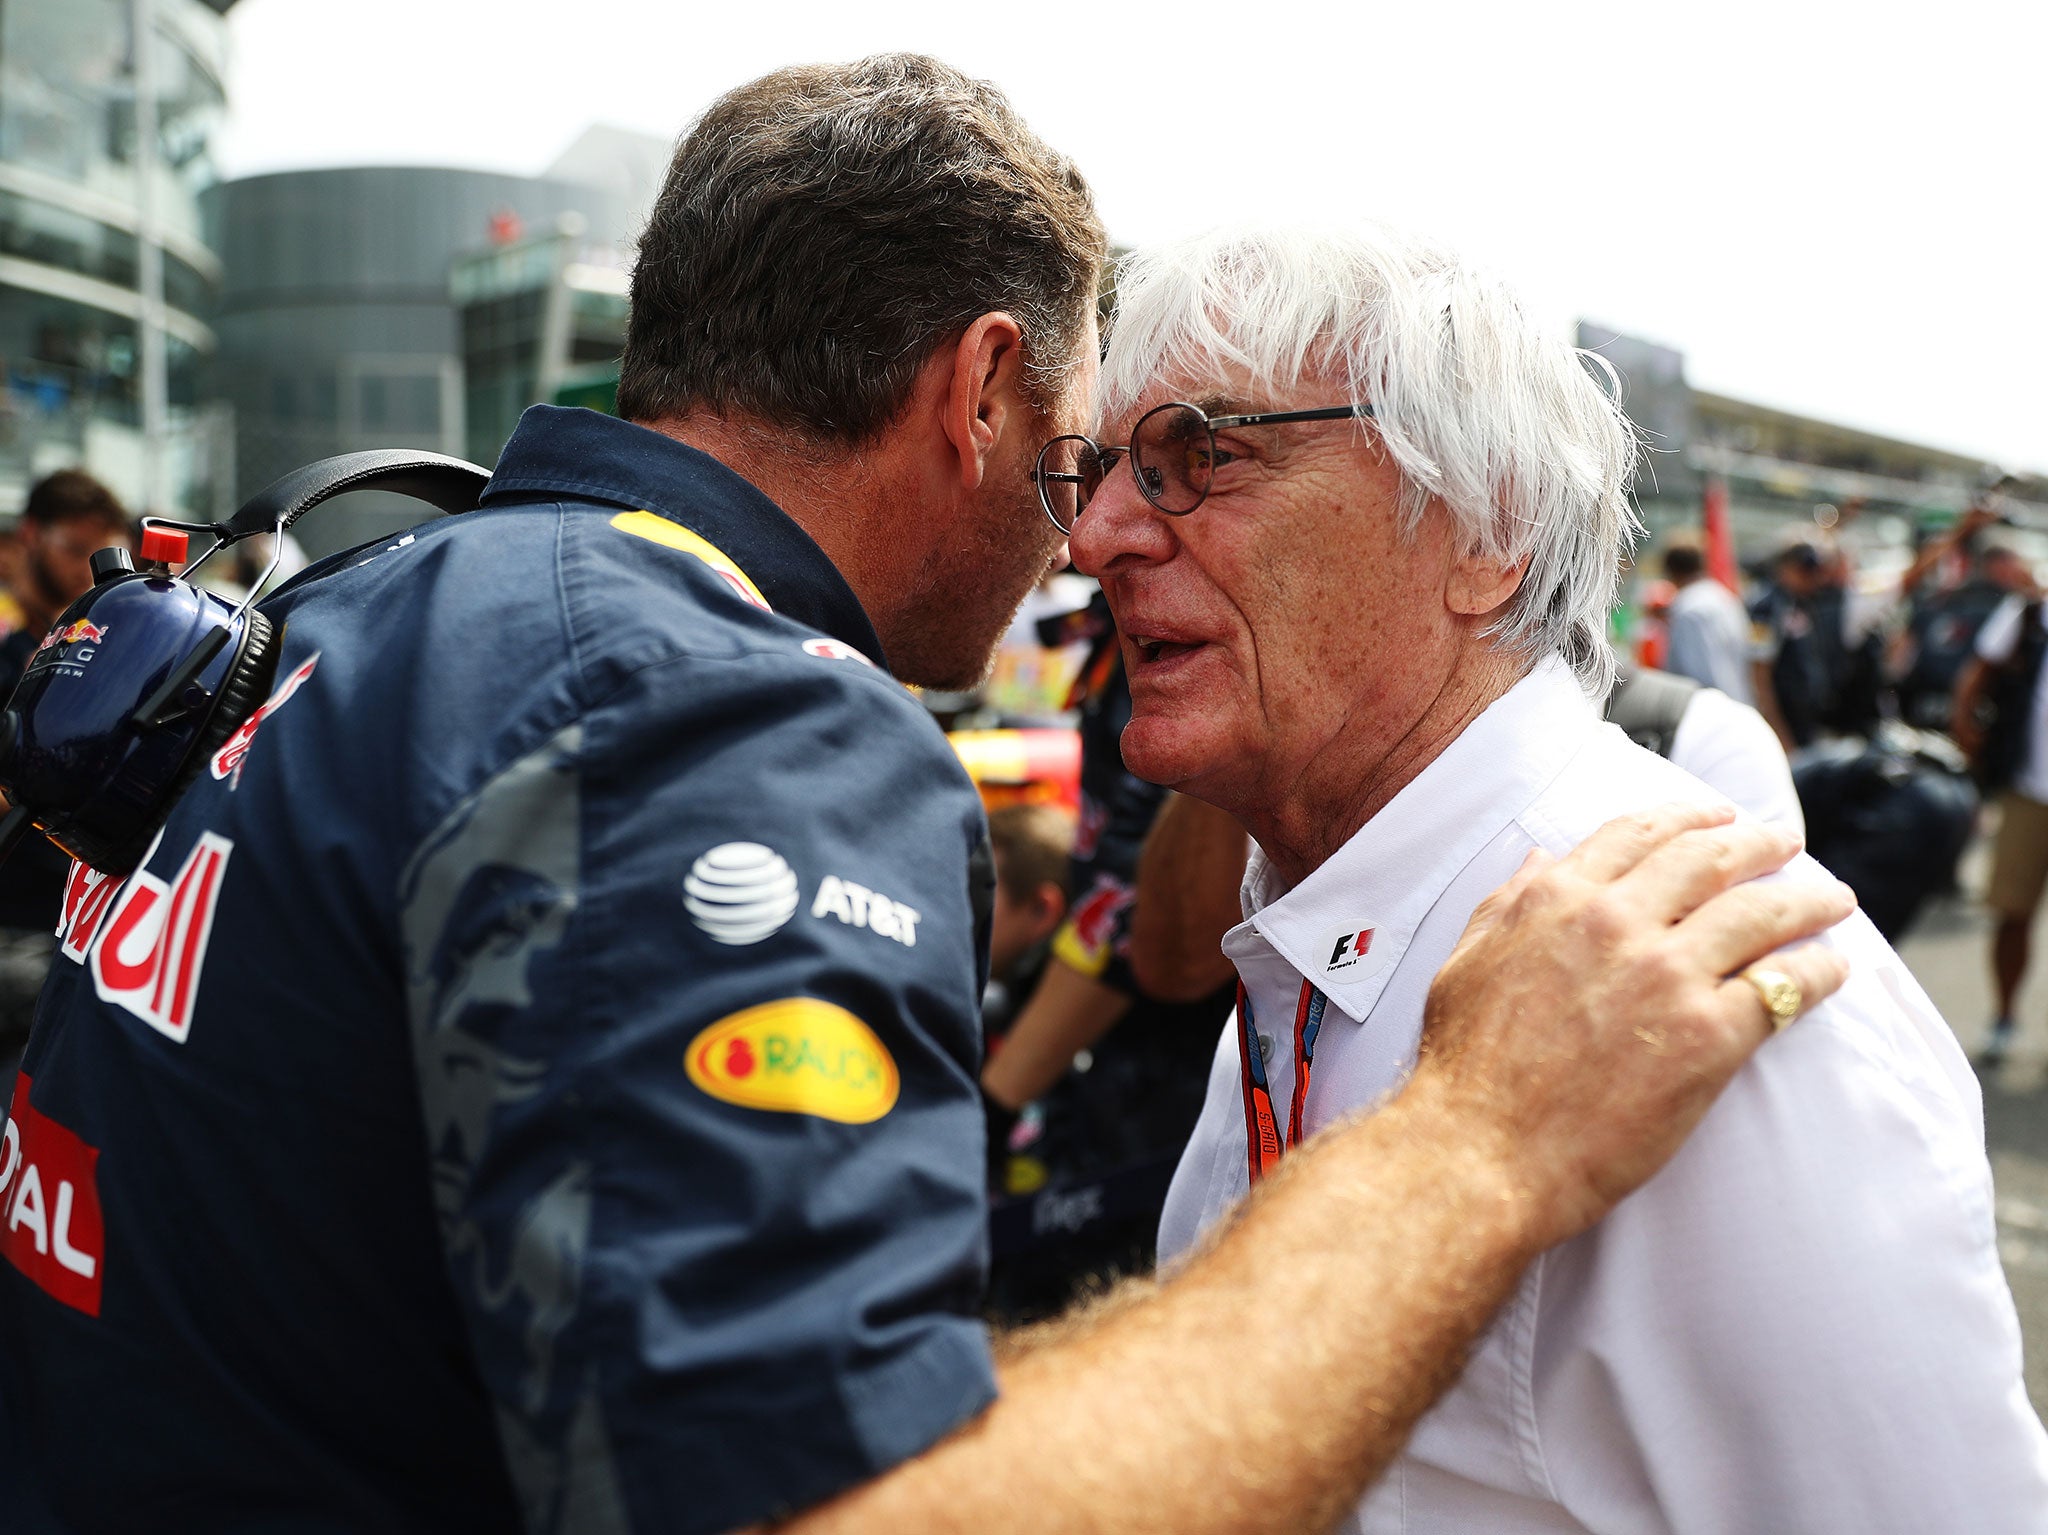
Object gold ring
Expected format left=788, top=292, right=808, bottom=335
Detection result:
left=1740, top=966, right=1801, bottom=1034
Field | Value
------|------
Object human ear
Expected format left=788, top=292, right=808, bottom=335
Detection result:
left=1030, top=881, right=1068, bottom=944
left=1447, top=549, right=1530, bottom=618
left=942, top=312, right=1027, bottom=491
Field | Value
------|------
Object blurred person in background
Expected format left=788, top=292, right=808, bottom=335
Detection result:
left=1659, top=529, right=1752, bottom=703
left=980, top=802, right=1074, bottom=1037
left=1064, top=224, right=2047, bottom=1530
left=1749, top=529, right=1831, bottom=750
left=0, top=470, right=130, bottom=1098
left=1605, top=662, right=1802, bottom=834
left=1809, top=537, right=1887, bottom=739
left=1953, top=582, right=2048, bottom=1065
left=1896, top=505, right=2036, bottom=731
left=0, top=470, right=130, bottom=688
left=980, top=566, right=1094, bottom=725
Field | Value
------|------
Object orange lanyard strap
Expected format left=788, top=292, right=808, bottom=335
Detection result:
left=1236, top=977, right=1328, bottom=1185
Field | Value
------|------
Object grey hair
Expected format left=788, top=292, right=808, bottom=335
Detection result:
left=1100, top=226, right=1643, bottom=697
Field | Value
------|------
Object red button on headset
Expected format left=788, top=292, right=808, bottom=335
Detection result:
left=138, top=527, right=189, bottom=567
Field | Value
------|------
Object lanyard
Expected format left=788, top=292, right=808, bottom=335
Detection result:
left=1235, top=976, right=1328, bottom=1186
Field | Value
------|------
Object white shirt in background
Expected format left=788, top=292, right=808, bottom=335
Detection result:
left=1664, top=577, right=1755, bottom=704
left=1157, top=657, right=2048, bottom=1533
left=1668, top=684, right=1803, bottom=836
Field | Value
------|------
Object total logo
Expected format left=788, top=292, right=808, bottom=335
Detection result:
left=54, top=832, right=234, bottom=1043
left=0, top=1074, right=105, bottom=1315
left=1322, top=923, right=1380, bottom=978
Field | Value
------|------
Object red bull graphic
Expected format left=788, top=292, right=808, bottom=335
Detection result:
left=211, top=653, right=320, bottom=787
left=1051, top=875, right=1134, bottom=980
left=56, top=860, right=123, bottom=963
left=34, top=618, right=109, bottom=656
left=87, top=832, right=233, bottom=1043
left=0, top=1075, right=105, bottom=1316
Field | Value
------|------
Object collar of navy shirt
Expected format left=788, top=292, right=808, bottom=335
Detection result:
left=483, top=405, right=890, bottom=673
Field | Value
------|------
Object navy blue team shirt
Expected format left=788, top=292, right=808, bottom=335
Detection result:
left=0, top=406, right=999, bottom=1532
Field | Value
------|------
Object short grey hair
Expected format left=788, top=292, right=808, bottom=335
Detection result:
left=1100, top=226, right=1642, bottom=696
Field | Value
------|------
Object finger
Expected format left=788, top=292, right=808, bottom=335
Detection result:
left=1615, top=821, right=1804, bottom=926
left=1460, top=847, right=1554, bottom=941
left=1560, top=802, right=1735, bottom=884
left=1676, top=870, right=1858, bottom=977
left=1713, top=939, right=1852, bottom=1043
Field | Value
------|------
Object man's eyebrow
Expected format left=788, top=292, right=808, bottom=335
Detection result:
left=1195, top=394, right=1252, bottom=417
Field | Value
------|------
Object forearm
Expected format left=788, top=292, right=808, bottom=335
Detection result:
left=1951, top=658, right=1989, bottom=749
left=981, top=957, right=1132, bottom=1108
left=1128, top=793, right=1249, bottom=1002
left=786, top=1070, right=1537, bottom=1535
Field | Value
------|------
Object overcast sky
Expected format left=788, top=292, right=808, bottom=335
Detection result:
left=215, top=0, right=2045, bottom=472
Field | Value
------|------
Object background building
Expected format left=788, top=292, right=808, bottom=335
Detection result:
left=206, top=142, right=658, bottom=557
left=452, top=219, right=628, bottom=469
left=1585, top=323, right=2048, bottom=585
left=0, top=0, right=235, bottom=520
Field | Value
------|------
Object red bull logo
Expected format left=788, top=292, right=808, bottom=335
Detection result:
left=34, top=618, right=108, bottom=656
left=211, top=653, right=319, bottom=788
left=68, top=832, right=235, bottom=1043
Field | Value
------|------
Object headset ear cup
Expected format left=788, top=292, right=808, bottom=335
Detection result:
left=185, top=608, right=280, bottom=774
left=99, top=609, right=281, bottom=873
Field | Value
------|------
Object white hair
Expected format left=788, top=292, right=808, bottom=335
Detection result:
left=1100, top=226, right=1643, bottom=697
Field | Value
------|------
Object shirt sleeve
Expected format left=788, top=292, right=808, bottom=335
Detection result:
left=1527, top=918, right=2048, bottom=1531
left=397, top=649, right=996, bottom=1535
left=1977, top=594, right=2027, bottom=664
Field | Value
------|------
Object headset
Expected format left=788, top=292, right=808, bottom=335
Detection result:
left=0, top=451, right=491, bottom=877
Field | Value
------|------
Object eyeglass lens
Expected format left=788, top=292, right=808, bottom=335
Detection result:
left=1130, top=404, right=1215, bottom=515
left=1037, top=435, right=1105, bottom=534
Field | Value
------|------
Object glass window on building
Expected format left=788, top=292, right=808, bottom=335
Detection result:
left=0, top=0, right=132, bottom=189
left=1, top=289, right=142, bottom=428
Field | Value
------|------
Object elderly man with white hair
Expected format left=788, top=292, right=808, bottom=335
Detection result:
left=1050, top=227, right=2048, bottom=1531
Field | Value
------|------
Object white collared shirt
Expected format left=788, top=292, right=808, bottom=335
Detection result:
left=1158, top=657, right=2048, bottom=1533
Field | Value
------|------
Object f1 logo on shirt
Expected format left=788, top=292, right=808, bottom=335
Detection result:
left=55, top=833, right=234, bottom=1044
left=0, top=1075, right=104, bottom=1315
left=1323, top=925, right=1377, bottom=975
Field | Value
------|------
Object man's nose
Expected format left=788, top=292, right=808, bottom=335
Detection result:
left=1068, top=467, right=1176, bottom=578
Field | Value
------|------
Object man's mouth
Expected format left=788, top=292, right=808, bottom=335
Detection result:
left=1128, top=631, right=1205, bottom=668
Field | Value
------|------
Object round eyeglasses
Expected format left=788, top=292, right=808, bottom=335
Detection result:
left=1033, top=399, right=1372, bottom=534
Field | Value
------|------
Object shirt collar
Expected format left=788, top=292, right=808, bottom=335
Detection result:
left=1231, top=656, right=1600, bottom=1022
left=482, top=405, right=888, bottom=669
